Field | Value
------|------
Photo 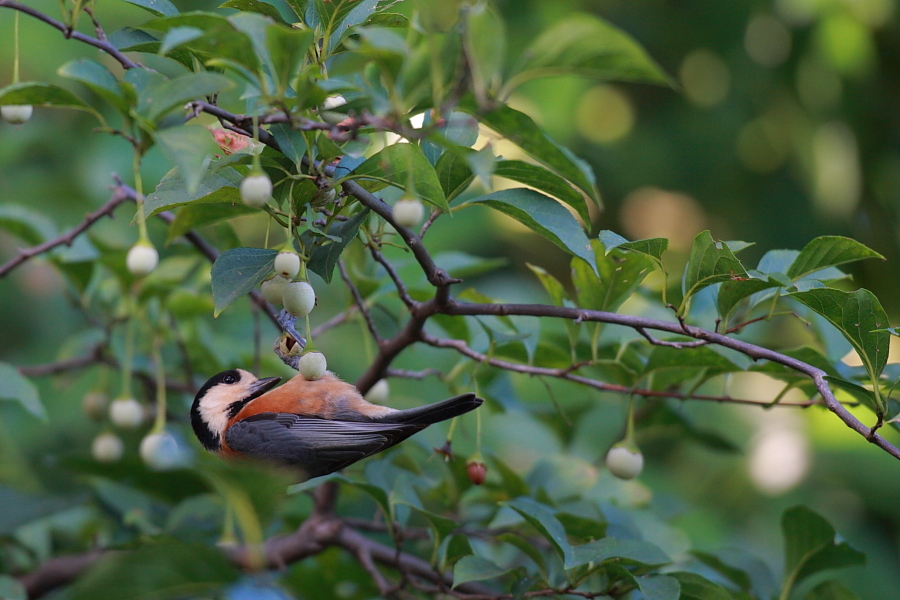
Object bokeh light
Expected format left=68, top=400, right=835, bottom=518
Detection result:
left=745, top=14, right=792, bottom=67
left=679, top=49, right=731, bottom=108
left=620, top=187, right=706, bottom=250
left=575, top=85, right=635, bottom=143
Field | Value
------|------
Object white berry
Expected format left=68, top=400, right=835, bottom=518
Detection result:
left=274, top=252, right=301, bottom=279
left=126, top=242, right=159, bottom=277
left=364, top=379, right=390, bottom=404
left=241, top=173, right=272, bottom=207
left=393, top=198, right=425, bottom=228
left=298, top=352, right=327, bottom=380
left=283, top=281, right=316, bottom=317
left=1, top=105, right=33, bottom=124
left=109, top=398, right=145, bottom=429
left=605, top=444, right=644, bottom=480
left=140, top=431, right=181, bottom=470
left=92, top=432, right=124, bottom=463
left=261, top=275, right=290, bottom=305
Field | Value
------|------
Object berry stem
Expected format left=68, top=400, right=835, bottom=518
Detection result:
left=119, top=298, right=136, bottom=399
left=132, top=151, right=149, bottom=243
left=13, top=11, right=20, bottom=84
left=624, top=397, right=636, bottom=444
left=150, top=335, right=167, bottom=433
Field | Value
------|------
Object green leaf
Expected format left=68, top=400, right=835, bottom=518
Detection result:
left=805, top=581, right=861, bottom=600
left=121, top=0, right=179, bottom=16
left=782, top=506, right=865, bottom=594
left=154, top=125, right=219, bottom=194
left=468, top=189, right=596, bottom=273
left=68, top=540, right=238, bottom=600
left=221, top=0, right=286, bottom=22
left=352, top=144, right=449, bottom=211
left=494, top=159, right=589, bottom=224
left=504, top=13, right=673, bottom=95
left=526, top=263, right=569, bottom=306
left=210, top=247, right=278, bottom=316
left=690, top=551, right=753, bottom=593
left=144, top=13, right=260, bottom=72
left=507, top=497, right=573, bottom=564
left=441, top=534, right=474, bottom=570
left=682, top=231, right=748, bottom=306
left=464, top=2, right=505, bottom=105
left=423, top=111, right=479, bottom=163
left=0, top=82, right=97, bottom=116
left=304, top=209, right=370, bottom=283
left=159, top=26, right=204, bottom=55
left=140, top=72, right=234, bottom=121
left=566, top=537, right=671, bottom=569
left=786, top=236, right=883, bottom=281
left=597, top=229, right=669, bottom=262
left=791, top=288, right=890, bottom=382
left=0, top=575, right=26, bottom=600
left=58, top=59, right=130, bottom=114
left=330, top=0, right=381, bottom=52
left=144, top=167, right=244, bottom=219
left=717, top=277, right=784, bottom=323
left=669, top=572, right=732, bottom=600
left=434, top=148, right=475, bottom=201
left=823, top=375, right=878, bottom=411
left=269, top=123, right=308, bottom=168
left=435, top=252, right=507, bottom=279
left=166, top=203, right=257, bottom=244
left=645, top=346, right=742, bottom=375
left=497, top=532, right=547, bottom=575
left=637, top=575, right=681, bottom=600
left=572, top=240, right=654, bottom=313
left=0, top=204, right=57, bottom=245
left=267, top=24, right=315, bottom=94
left=408, top=506, right=458, bottom=547
left=452, top=555, right=510, bottom=588
left=459, top=97, right=598, bottom=203
left=0, top=363, right=46, bottom=420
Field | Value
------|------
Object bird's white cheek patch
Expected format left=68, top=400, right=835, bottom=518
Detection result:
left=198, top=387, right=239, bottom=441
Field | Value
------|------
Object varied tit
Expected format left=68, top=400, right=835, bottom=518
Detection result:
left=190, top=369, right=483, bottom=479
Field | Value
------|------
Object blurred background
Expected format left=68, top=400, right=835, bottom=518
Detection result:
left=2, top=0, right=900, bottom=598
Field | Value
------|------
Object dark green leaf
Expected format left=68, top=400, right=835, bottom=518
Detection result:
left=791, top=288, right=890, bottom=382
left=786, top=236, right=883, bottom=281
left=823, top=376, right=877, bottom=411
left=526, top=263, right=569, bottom=306
left=452, top=555, right=510, bottom=588
left=597, top=230, right=668, bottom=262
left=682, top=231, right=748, bottom=304
left=330, top=0, right=380, bottom=52
left=58, top=59, right=129, bottom=113
left=669, top=572, right=732, bottom=600
left=220, top=0, right=285, bottom=22
left=121, top=0, right=179, bottom=16
left=0, top=363, right=46, bottom=420
left=435, top=252, right=507, bottom=279
left=441, top=534, right=474, bottom=570
left=464, top=2, right=505, bottom=105
left=305, top=209, right=370, bottom=283
left=637, top=575, right=681, bottom=600
left=144, top=13, right=260, bottom=72
left=352, top=144, right=449, bottom=211
left=717, top=277, right=783, bottom=323
left=68, top=540, right=238, bottom=600
left=435, top=148, right=475, bottom=201
left=468, top=189, right=596, bottom=273
left=782, top=506, right=865, bottom=592
left=154, top=125, right=219, bottom=194
left=507, top=497, right=573, bottom=564
left=408, top=506, right=457, bottom=546
left=159, top=26, right=204, bottom=55
left=497, top=532, right=546, bottom=575
left=0, top=576, right=26, bottom=600
left=140, top=72, right=234, bottom=121
left=144, top=167, right=244, bottom=218
left=459, top=97, right=598, bottom=203
left=267, top=24, right=315, bottom=94
left=422, top=112, right=479, bottom=163
left=0, top=205, right=56, bottom=245
left=645, top=346, right=742, bottom=375
left=166, top=203, right=257, bottom=244
left=504, top=13, right=673, bottom=94
left=566, top=537, right=670, bottom=569
left=494, top=159, right=589, bottom=224
left=573, top=240, right=654, bottom=313
left=0, top=82, right=97, bottom=116
left=690, top=550, right=753, bottom=592
left=805, top=581, right=861, bottom=600
left=210, top=247, right=278, bottom=316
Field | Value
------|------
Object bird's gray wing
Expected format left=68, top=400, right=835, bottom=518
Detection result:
left=225, top=413, right=426, bottom=478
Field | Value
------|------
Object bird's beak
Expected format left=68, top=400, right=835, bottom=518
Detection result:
left=251, top=376, right=281, bottom=395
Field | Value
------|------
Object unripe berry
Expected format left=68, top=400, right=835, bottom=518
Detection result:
left=605, top=443, right=644, bottom=480
left=92, top=432, right=124, bottom=463
left=283, top=281, right=316, bottom=317
left=126, top=241, right=159, bottom=277
left=274, top=252, right=301, bottom=279
left=393, top=198, right=425, bottom=228
left=109, top=398, right=144, bottom=429
left=298, top=352, right=327, bottom=380
left=261, top=275, right=290, bottom=305
left=241, top=173, right=272, bottom=208
left=364, top=379, right=389, bottom=404
left=466, top=460, right=487, bottom=485
left=1, top=105, right=33, bottom=124
left=140, top=431, right=181, bottom=470
left=83, top=391, right=109, bottom=421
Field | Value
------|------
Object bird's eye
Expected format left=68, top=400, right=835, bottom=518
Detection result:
left=223, top=374, right=237, bottom=384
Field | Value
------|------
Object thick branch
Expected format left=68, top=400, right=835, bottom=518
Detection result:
left=0, top=1, right=139, bottom=69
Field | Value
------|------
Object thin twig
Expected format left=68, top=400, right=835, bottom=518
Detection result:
left=338, top=260, right=381, bottom=343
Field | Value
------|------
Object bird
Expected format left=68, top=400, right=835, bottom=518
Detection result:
left=190, top=368, right=483, bottom=479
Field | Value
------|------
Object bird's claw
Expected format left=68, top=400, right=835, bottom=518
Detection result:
left=278, top=309, right=307, bottom=347
left=275, top=309, right=306, bottom=371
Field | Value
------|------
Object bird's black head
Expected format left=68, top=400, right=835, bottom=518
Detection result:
left=190, top=369, right=281, bottom=452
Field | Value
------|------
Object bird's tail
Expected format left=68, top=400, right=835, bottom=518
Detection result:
left=378, top=393, right=483, bottom=425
